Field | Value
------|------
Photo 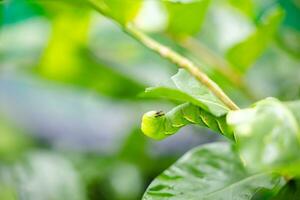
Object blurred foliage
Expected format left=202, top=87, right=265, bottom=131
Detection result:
left=37, top=8, right=144, bottom=99
left=228, top=98, right=300, bottom=175
left=0, top=117, right=34, bottom=162
left=89, top=0, right=142, bottom=25
left=272, top=179, right=300, bottom=200
left=226, top=6, right=284, bottom=72
left=0, top=0, right=299, bottom=199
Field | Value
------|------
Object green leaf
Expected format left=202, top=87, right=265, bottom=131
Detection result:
left=141, top=102, right=234, bottom=140
left=143, top=142, right=283, bottom=200
left=227, top=98, right=300, bottom=175
left=143, top=69, right=230, bottom=117
left=38, top=9, right=90, bottom=81
left=226, top=6, right=284, bottom=72
left=163, top=0, right=211, bottom=37
left=37, top=9, right=144, bottom=99
left=228, top=0, right=255, bottom=18
left=88, top=0, right=142, bottom=24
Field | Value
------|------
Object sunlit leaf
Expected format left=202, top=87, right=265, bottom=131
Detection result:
left=143, top=69, right=230, bottom=117
left=163, top=0, right=211, bottom=37
left=143, top=142, right=283, bottom=200
left=226, top=6, right=284, bottom=72
left=38, top=9, right=90, bottom=81
left=88, top=0, right=142, bottom=24
left=37, top=8, right=144, bottom=99
left=228, top=0, right=255, bottom=18
left=227, top=98, right=300, bottom=175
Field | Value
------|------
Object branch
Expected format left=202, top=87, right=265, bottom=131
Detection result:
left=180, top=37, right=257, bottom=101
left=124, top=25, right=239, bottom=110
left=181, top=37, right=242, bottom=85
left=88, top=0, right=239, bottom=110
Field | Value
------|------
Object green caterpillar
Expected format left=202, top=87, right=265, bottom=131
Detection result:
left=141, top=103, right=234, bottom=140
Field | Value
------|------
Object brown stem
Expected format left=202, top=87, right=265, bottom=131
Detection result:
left=125, top=25, right=239, bottom=110
left=181, top=37, right=257, bottom=101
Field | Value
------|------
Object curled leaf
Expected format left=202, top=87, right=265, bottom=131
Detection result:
left=143, top=69, right=230, bottom=117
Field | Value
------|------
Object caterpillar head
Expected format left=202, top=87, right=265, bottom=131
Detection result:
left=141, top=111, right=167, bottom=140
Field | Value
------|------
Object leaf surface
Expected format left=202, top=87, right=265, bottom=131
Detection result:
left=164, top=0, right=211, bottom=37
left=143, top=142, right=283, bottom=200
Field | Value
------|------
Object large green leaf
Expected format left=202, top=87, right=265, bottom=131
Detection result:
left=163, top=0, right=211, bottom=37
left=143, top=69, right=230, bottom=117
left=141, top=102, right=233, bottom=140
left=226, top=6, right=284, bottom=72
left=227, top=98, right=300, bottom=175
left=88, top=0, right=142, bottom=24
left=143, top=142, right=283, bottom=200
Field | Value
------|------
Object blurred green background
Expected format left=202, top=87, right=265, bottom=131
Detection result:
left=0, top=0, right=299, bottom=199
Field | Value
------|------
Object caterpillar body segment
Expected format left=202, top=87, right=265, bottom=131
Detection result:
left=141, top=111, right=168, bottom=140
left=141, top=103, right=233, bottom=140
left=166, top=105, right=189, bottom=128
left=216, top=117, right=234, bottom=139
left=182, top=104, right=204, bottom=125
left=199, top=110, right=220, bottom=133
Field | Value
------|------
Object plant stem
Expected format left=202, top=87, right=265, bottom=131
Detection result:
left=125, top=25, right=239, bottom=110
left=181, top=37, right=242, bottom=85
left=88, top=0, right=239, bottom=110
left=180, top=37, right=257, bottom=101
